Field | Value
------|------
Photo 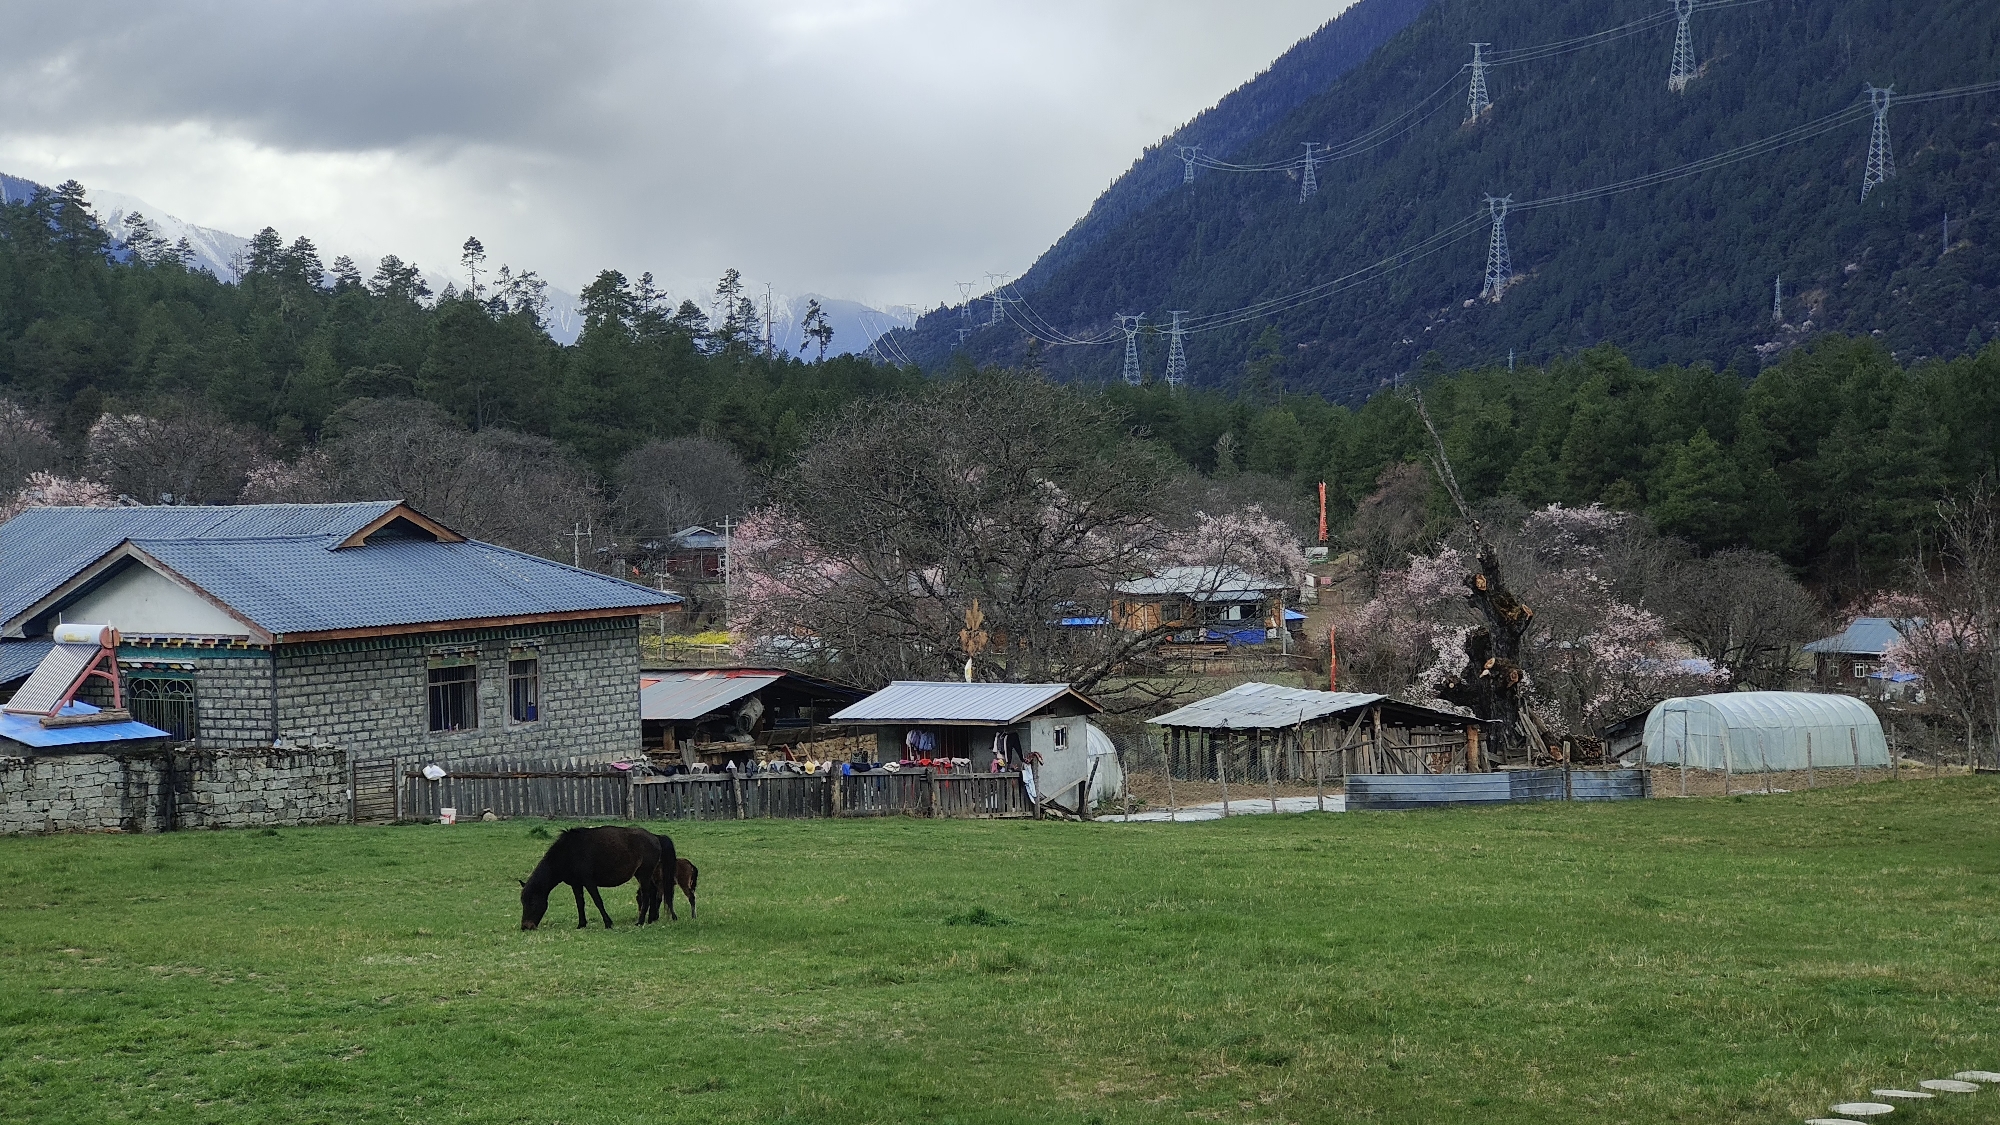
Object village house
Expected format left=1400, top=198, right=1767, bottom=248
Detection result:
left=1803, top=617, right=1920, bottom=700
left=1111, top=565, right=1291, bottom=646
left=0, top=501, right=679, bottom=763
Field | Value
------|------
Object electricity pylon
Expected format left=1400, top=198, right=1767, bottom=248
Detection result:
left=1669, top=0, right=1697, bottom=92
left=956, top=281, right=974, bottom=320
left=1467, top=44, right=1491, bottom=122
left=1861, top=84, right=1895, bottom=202
left=1773, top=275, right=1783, bottom=323
left=1119, top=315, right=1145, bottom=385
left=1165, top=311, right=1189, bottom=387
left=1480, top=194, right=1513, bottom=300
left=1179, top=145, right=1201, bottom=186
left=1299, top=143, right=1320, bottom=202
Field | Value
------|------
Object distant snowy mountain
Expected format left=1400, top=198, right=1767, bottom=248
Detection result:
left=87, top=187, right=252, bottom=282
left=5, top=172, right=904, bottom=355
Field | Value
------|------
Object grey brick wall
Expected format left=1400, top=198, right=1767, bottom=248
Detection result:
left=0, top=745, right=346, bottom=836
left=275, top=617, right=642, bottom=766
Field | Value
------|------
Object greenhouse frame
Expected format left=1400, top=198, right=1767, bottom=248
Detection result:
left=1639, top=692, right=1889, bottom=773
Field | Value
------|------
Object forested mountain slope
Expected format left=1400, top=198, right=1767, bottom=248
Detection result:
left=899, top=0, right=2000, bottom=399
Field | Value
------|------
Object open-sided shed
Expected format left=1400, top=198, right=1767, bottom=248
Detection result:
left=1148, top=682, right=1482, bottom=781
left=1639, top=692, right=1889, bottom=773
left=641, top=668, right=866, bottom=768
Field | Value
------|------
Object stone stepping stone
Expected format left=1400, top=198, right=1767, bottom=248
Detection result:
left=1920, top=1079, right=1980, bottom=1093
left=1831, top=1103, right=1896, bottom=1117
left=1870, top=1089, right=1932, bottom=1100
left=1805, top=1119, right=1869, bottom=1124
left=1953, top=1070, right=2000, bottom=1083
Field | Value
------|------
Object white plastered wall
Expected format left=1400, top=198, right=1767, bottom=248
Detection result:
left=66, top=565, right=251, bottom=638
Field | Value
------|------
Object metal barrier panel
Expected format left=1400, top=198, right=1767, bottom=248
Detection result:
left=1508, top=769, right=1568, bottom=803
left=1348, top=773, right=1515, bottom=811
left=1567, top=768, right=1652, bottom=801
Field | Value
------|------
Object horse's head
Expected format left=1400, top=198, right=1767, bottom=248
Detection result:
left=519, top=877, right=549, bottom=930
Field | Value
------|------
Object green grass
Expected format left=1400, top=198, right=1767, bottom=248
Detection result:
left=4, top=782, right=2000, bottom=1124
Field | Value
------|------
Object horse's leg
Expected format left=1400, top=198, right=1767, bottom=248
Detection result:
left=586, top=884, right=614, bottom=929
left=663, top=872, right=677, bottom=922
left=571, top=883, right=589, bottom=929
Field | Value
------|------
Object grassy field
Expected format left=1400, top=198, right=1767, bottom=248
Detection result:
left=4, top=781, right=2000, bottom=1124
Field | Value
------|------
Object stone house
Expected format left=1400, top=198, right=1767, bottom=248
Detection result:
left=0, top=501, right=679, bottom=765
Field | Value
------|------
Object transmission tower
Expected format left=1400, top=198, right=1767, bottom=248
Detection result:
left=1668, top=0, right=1697, bottom=92
left=1179, top=145, right=1201, bottom=186
left=1165, top=311, right=1189, bottom=387
left=1299, top=143, right=1321, bottom=202
left=956, top=281, right=974, bottom=320
left=955, top=326, right=974, bottom=347
left=1861, top=84, right=1895, bottom=202
left=984, top=274, right=1010, bottom=326
left=1773, top=275, right=1783, bottom=323
left=1467, top=44, right=1491, bottom=122
left=1480, top=194, right=1513, bottom=300
left=1119, top=315, right=1146, bottom=385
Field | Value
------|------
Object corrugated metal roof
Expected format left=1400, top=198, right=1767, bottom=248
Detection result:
left=0, top=640, right=54, bottom=685
left=1116, top=566, right=1284, bottom=601
left=1803, top=617, right=1908, bottom=655
left=641, top=670, right=781, bottom=721
left=832, top=681, right=1099, bottom=725
left=0, top=701, right=169, bottom=749
left=1150, top=682, right=1390, bottom=729
left=0, top=503, right=678, bottom=638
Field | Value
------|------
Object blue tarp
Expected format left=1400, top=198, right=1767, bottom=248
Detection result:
left=1058, top=616, right=1109, bottom=627
left=1205, top=627, right=1269, bottom=646
left=1284, top=609, right=1307, bottom=622
left=0, top=701, right=169, bottom=749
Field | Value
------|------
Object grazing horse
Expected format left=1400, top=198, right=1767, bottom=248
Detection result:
left=520, top=826, right=673, bottom=930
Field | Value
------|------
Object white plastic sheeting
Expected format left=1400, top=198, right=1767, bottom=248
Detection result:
left=1640, top=692, right=1888, bottom=772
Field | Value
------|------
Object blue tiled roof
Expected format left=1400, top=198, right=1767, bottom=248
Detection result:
left=0, top=503, right=400, bottom=625
left=1803, top=617, right=1909, bottom=656
left=0, top=503, right=678, bottom=638
left=0, top=640, right=54, bottom=685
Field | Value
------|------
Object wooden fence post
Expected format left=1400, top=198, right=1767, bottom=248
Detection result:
left=1218, top=731, right=1230, bottom=817
left=1264, top=730, right=1278, bottom=813
left=1164, top=729, right=1178, bottom=823
left=732, top=770, right=747, bottom=819
left=1849, top=727, right=1861, bottom=785
left=1806, top=731, right=1814, bottom=790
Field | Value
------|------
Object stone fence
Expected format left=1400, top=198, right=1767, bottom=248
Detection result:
left=0, top=745, right=347, bottom=836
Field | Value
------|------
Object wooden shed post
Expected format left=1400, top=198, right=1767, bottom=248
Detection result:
left=1218, top=731, right=1231, bottom=816
left=1371, top=706, right=1384, bottom=775
left=1313, top=728, right=1325, bottom=814
left=1165, top=728, right=1178, bottom=822
left=1264, top=729, right=1279, bottom=812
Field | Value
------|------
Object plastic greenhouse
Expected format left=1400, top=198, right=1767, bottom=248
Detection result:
left=1639, top=692, right=1889, bottom=772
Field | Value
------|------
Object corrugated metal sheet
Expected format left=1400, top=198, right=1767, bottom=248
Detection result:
left=0, top=701, right=169, bottom=749
left=1115, top=566, right=1284, bottom=601
left=1150, top=683, right=1388, bottom=729
left=1803, top=617, right=1908, bottom=655
left=832, top=681, right=1097, bottom=725
left=1347, top=768, right=1649, bottom=810
left=641, top=671, right=781, bottom=721
left=0, top=640, right=54, bottom=685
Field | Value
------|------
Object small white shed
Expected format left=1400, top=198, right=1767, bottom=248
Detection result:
left=1640, top=692, right=1889, bottom=772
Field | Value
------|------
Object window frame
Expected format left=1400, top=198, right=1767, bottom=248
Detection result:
left=129, top=674, right=197, bottom=741
left=428, top=662, right=479, bottom=733
left=508, top=656, right=541, bottom=725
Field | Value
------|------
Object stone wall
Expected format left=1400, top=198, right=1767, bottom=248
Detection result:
left=276, top=618, right=642, bottom=766
left=0, top=745, right=347, bottom=836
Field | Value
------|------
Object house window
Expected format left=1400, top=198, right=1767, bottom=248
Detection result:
left=429, top=664, right=478, bottom=732
left=1221, top=604, right=1246, bottom=622
left=509, top=658, right=540, bottom=723
left=1852, top=661, right=1880, bottom=681
left=131, top=676, right=196, bottom=741
left=1054, top=726, right=1069, bottom=751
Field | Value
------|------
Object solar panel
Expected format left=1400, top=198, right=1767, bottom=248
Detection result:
left=1, top=643, right=99, bottom=716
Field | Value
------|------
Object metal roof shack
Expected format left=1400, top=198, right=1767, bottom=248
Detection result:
left=1803, top=617, right=1915, bottom=695
left=832, top=682, right=1101, bottom=726
left=641, top=667, right=867, bottom=768
left=1147, top=682, right=1483, bottom=782
left=1803, top=618, right=1909, bottom=656
left=1, top=701, right=169, bottom=753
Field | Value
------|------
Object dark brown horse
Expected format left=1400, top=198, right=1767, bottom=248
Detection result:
left=520, top=826, right=673, bottom=930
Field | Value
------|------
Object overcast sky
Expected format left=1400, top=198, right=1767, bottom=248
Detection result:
left=0, top=1, right=1353, bottom=310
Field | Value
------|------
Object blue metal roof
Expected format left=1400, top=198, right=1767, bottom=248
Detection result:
left=0, top=701, right=169, bottom=749
left=0, top=503, right=678, bottom=638
left=1803, top=617, right=1908, bottom=656
left=0, top=640, right=54, bottom=685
